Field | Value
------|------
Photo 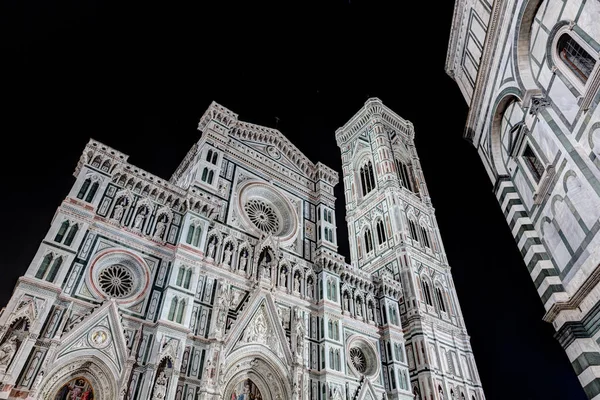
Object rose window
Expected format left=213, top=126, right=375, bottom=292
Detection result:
left=349, top=347, right=367, bottom=373
left=244, top=199, right=281, bottom=234
left=98, top=264, right=134, bottom=298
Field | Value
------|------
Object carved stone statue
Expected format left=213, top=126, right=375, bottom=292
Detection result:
left=154, top=221, right=166, bottom=239
left=207, top=239, right=216, bottom=260
left=307, top=279, right=314, bottom=299
left=294, top=274, right=301, bottom=292
left=0, top=335, right=18, bottom=367
left=239, top=251, right=248, bottom=272
left=343, top=294, right=350, bottom=311
left=279, top=269, right=287, bottom=287
left=356, top=302, right=362, bottom=317
left=152, top=371, right=168, bottom=400
left=133, top=212, right=146, bottom=230
left=294, top=310, right=305, bottom=355
left=112, top=203, right=125, bottom=222
left=223, top=245, right=233, bottom=267
left=368, top=305, right=374, bottom=321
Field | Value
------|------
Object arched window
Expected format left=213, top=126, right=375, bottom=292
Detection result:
left=364, top=229, right=374, bottom=254
left=376, top=220, right=386, bottom=244
left=85, top=182, right=99, bottom=203
left=359, top=161, right=376, bottom=196
left=206, top=150, right=213, bottom=162
left=461, top=393, right=466, bottom=400
left=420, top=226, right=431, bottom=248
left=186, top=225, right=195, bottom=245
left=435, top=287, right=447, bottom=313
left=201, top=168, right=208, bottom=182
left=176, top=267, right=185, bottom=286
left=397, top=160, right=418, bottom=193
left=207, top=170, right=214, bottom=184
left=64, top=224, right=79, bottom=246
left=408, top=220, right=419, bottom=241
left=35, top=254, right=53, bottom=280
left=101, top=160, right=111, bottom=172
left=168, top=297, right=178, bottom=321
left=211, top=152, right=218, bottom=164
left=421, top=279, right=433, bottom=306
left=329, top=348, right=334, bottom=369
left=176, top=300, right=186, bottom=324
left=327, top=280, right=332, bottom=300
left=46, top=257, right=63, bottom=282
left=557, top=34, right=596, bottom=83
left=184, top=268, right=192, bottom=289
left=192, top=226, right=202, bottom=247
left=91, top=156, right=101, bottom=168
left=328, top=320, right=333, bottom=338
left=77, top=179, right=91, bottom=199
left=54, top=221, right=70, bottom=243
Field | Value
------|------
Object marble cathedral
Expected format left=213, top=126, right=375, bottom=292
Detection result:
left=446, top=0, right=600, bottom=397
left=0, top=99, right=485, bottom=400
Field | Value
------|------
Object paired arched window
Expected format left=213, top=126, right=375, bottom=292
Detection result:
left=323, top=227, right=334, bottom=242
left=435, top=286, right=447, bottom=313
left=186, top=224, right=202, bottom=247
left=376, top=219, right=387, bottom=244
left=176, top=266, right=193, bottom=289
left=201, top=168, right=215, bottom=184
left=77, top=178, right=99, bottom=203
left=360, top=161, right=376, bottom=196
left=557, top=34, right=596, bottom=83
left=35, top=253, right=63, bottom=283
left=206, top=149, right=218, bottom=165
left=168, top=297, right=186, bottom=324
left=421, top=279, right=434, bottom=306
left=55, top=221, right=78, bottom=246
left=396, top=159, right=418, bottom=193
left=364, top=228, right=374, bottom=254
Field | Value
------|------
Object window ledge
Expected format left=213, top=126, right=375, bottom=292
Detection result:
left=533, top=164, right=556, bottom=205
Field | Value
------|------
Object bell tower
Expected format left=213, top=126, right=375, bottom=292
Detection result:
left=336, top=98, right=485, bottom=400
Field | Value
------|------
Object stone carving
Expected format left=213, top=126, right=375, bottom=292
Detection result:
left=242, top=307, right=269, bottom=344
left=528, top=96, right=551, bottom=115
left=222, top=244, right=233, bottom=267
left=154, top=221, right=167, bottom=240
left=207, top=237, right=217, bottom=260
left=0, top=335, right=18, bottom=367
left=152, top=371, right=168, bottom=400
left=307, top=279, right=314, bottom=299
left=294, top=274, right=301, bottom=292
left=133, top=211, right=146, bottom=230
left=111, top=203, right=125, bottom=223
left=239, top=250, right=249, bottom=272
left=294, top=309, right=305, bottom=356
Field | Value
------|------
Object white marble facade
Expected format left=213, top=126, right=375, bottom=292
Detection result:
left=0, top=99, right=485, bottom=400
left=447, top=0, right=600, bottom=398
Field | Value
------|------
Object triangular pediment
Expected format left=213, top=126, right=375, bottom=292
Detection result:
left=239, top=139, right=307, bottom=176
left=357, top=379, right=378, bottom=400
left=224, top=290, right=293, bottom=363
left=56, top=300, right=128, bottom=375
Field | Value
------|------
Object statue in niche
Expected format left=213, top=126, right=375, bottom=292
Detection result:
left=152, top=371, right=168, bottom=400
left=307, top=278, right=314, bottom=299
left=0, top=335, right=18, bottom=367
left=294, top=310, right=305, bottom=355
left=356, top=301, right=362, bottom=317
left=207, top=237, right=216, bottom=259
left=343, top=293, right=350, bottom=311
left=279, top=268, right=288, bottom=287
left=368, top=304, right=374, bottom=321
left=293, top=274, right=301, bottom=293
left=239, top=250, right=248, bottom=272
left=222, top=244, right=233, bottom=267
left=133, top=209, right=146, bottom=230
left=154, top=219, right=167, bottom=240
left=111, top=201, right=125, bottom=222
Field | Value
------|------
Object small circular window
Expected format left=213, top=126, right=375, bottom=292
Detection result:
left=349, top=347, right=367, bottom=373
left=244, top=199, right=281, bottom=234
left=98, top=264, right=134, bottom=298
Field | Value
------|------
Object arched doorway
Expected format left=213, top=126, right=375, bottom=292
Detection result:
left=37, top=356, right=117, bottom=400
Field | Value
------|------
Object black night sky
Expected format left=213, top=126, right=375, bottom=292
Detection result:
left=1, top=1, right=586, bottom=399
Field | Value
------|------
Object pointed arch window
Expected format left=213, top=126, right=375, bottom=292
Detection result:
left=46, top=257, right=63, bottom=282
left=64, top=224, right=79, bottom=246
left=408, top=220, right=419, bottom=242
left=364, top=229, right=374, bottom=254
left=35, top=254, right=54, bottom=280
left=207, top=170, right=214, bottom=185
left=206, top=150, right=213, bottom=162
left=186, top=225, right=195, bottom=245
left=211, top=152, right=218, bottom=164
left=421, top=279, right=433, bottom=306
left=192, top=226, right=202, bottom=247
left=77, top=179, right=91, bottom=200
left=168, top=298, right=178, bottom=321
left=184, top=268, right=193, bottom=289
left=85, top=181, right=99, bottom=203
left=435, top=287, right=447, bottom=313
left=176, top=300, right=186, bottom=324
left=176, top=267, right=185, bottom=286
left=376, top=220, right=387, bottom=244
left=397, top=159, right=418, bottom=193
left=360, top=161, right=376, bottom=196
left=420, top=226, right=431, bottom=248
left=54, top=221, right=70, bottom=243
left=201, top=168, right=208, bottom=182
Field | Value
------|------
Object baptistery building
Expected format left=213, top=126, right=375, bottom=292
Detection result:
left=0, top=99, right=484, bottom=400
left=446, top=0, right=600, bottom=397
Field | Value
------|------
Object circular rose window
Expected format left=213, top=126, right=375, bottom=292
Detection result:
left=98, top=264, right=134, bottom=298
left=347, top=338, right=379, bottom=378
left=244, top=199, right=281, bottom=234
left=349, top=347, right=367, bottom=373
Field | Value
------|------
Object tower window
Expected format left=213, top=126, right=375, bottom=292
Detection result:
left=558, top=34, right=596, bottom=83
left=206, top=150, right=213, bottom=162
left=397, top=160, right=418, bottom=193
left=435, top=287, right=447, bottom=313
left=376, top=220, right=387, bottom=244
left=408, top=220, right=419, bottom=242
left=54, top=221, right=70, bottom=243
left=420, top=226, right=431, bottom=248
left=64, top=224, right=79, bottom=246
left=364, top=229, right=374, bottom=254
left=421, top=279, right=433, bottom=306
left=360, top=161, right=376, bottom=196
left=77, top=179, right=91, bottom=200
left=522, top=144, right=544, bottom=183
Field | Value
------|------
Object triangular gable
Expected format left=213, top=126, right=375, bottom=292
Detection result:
left=223, top=290, right=293, bottom=364
left=56, top=300, right=128, bottom=374
left=238, top=139, right=306, bottom=175
left=356, top=379, right=378, bottom=400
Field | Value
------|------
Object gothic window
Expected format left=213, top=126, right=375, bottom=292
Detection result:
left=46, top=257, right=63, bottom=283
left=558, top=34, right=596, bottom=83
left=176, top=300, right=186, bottom=324
left=168, top=297, right=178, bottom=321
left=461, top=393, right=466, bottom=400
left=35, top=254, right=54, bottom=280
left=91, top=156, right=102, bottom=168
left=328, top=320, right=333, bottom=338
left=397, top=160, right=418, bottom=193
left=211, top=152, right=218, bottom=164
left=421, top=279, right=434, bottom=306
left=77, top=179, right=91, bottom=199
left=206, top=150, right=213, bottom=163
left=184, top=269, right=192, bottom=289
left=201, top=168, right=208, bottom=182
left=64, top=224, right=79, bottom=246
left=54, top=221, right=70, bottom=243
left=364, top=228, right=374, bottom=254
left=408, top=220, right=419, bottom=242
left=420, top=226, right=431, bottom=248
left=186, top=225, right=195, bottom=245
left=327, top=280, right=332, bottom=300
left=207, top=170, right=214, bottom=184
left=376, top=220, right=386, bottom=244
left=101, top=160, right=111, bottom=172
left=359, top=160, right=376, bottom=196
left=390, top=368, right=396, bottom=389
left=176, top=266, right=185, bottom=286
left=85, top=182, right=99, bottom=203
left=522, top=144, right=545, bottom=183
left=435, top=287, right=447, bottom=313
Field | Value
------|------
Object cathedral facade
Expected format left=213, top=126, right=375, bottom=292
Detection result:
left=446, top=0, right=600, bottom=398
left=0, top=99, right=484, bottom=400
